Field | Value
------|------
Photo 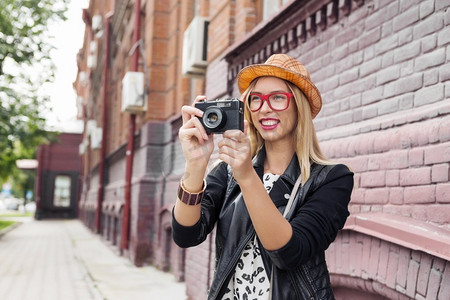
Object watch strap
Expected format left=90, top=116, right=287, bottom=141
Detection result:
left=177, top=179, right=206, bottom=205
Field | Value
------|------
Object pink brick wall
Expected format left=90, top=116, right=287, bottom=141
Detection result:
left=328, top=231, right=450, bottom=300
left=320, top=115, right=450, bottom=226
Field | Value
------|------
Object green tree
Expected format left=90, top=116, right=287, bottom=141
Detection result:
left=0, top=0, right=69, bottom=180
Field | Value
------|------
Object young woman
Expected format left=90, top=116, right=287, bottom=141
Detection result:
left=172, top=54, right=354, bottom=300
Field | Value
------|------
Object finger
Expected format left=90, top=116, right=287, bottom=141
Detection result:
left=180, top=128, right=206, bottom=144
left=218, top=146, right=247, bottom=168
left=193, top=95, right=207, bottom=105
left=221, top=133, right=251, bottom=149
left=223, top=129, right=247, bottom=141
left=243, top=120, right=249, bottom=135
left=218, top=152, right=231, bottom=166
left=218, top=138, right=234, bottom=150
left=218, top=146, right=237, bottom=161
left=219, top=141, right=248, bottom=158
left=183, top=117, right=209, bottom=140
left=190, top=117, right=209, bottom=140
left=181, top=105, right=190, bottom=124
left=182, top=105, right=205, bottom=125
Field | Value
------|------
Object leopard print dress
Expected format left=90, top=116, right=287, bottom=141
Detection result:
left=222, top=173, right=280, bottom=300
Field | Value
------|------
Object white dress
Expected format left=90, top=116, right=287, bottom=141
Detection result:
left=222, top=173, right=280, bottom=300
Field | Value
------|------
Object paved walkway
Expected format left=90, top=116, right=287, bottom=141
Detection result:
left=0, top=218, right=186, bottom=300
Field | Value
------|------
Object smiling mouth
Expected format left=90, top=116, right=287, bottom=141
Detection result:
left=260, top=119, right=279, bottom=126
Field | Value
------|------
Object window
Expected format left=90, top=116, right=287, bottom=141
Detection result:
left=53, top=175, right=71, bottom=207
left=263, top=0, right=290, bottom=20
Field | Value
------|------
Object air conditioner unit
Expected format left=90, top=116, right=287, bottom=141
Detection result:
left=89, top=40, right=97, bottom=53
left=90, top=127, right=103, bottom=149
left=79, top=138, right=88, bottom=155
left=76, top=96, right=85, bottom=118
left=79, top=71, right=88, bottom=86
left=87, top=40, right=97, bottom=68
left=182, top=16, right=209, bottom=77
left=86, top=120, right=97, bottom=136
left=121, top=71, right=147, bottom=113
left=87, top=54, right=97, bottom=68
left=92, top=14, right=102, bottom=32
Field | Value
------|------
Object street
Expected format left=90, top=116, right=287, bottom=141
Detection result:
left=0, top=218, right=186, bottom=300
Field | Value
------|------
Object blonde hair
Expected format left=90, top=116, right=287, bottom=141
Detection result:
left=242, top=79, right=333, bottom=184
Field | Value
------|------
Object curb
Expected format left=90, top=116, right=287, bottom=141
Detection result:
left=0, top=222, right=22, bottom=239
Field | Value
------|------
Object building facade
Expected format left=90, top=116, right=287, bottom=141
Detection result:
left=34, top=133, right=82, bottom=219
left=74, top=0, right=450, bottom=299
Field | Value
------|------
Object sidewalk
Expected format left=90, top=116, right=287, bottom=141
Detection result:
left=0, top=218, right=186, bottom=300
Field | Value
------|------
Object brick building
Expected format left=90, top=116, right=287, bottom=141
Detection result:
left=73, top=0, right=449, bottom=299
left=34, top=133, right=82, bottom=219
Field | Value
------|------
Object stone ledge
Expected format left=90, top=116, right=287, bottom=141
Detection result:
left=343, top=212, right=450, bottom=261
left=330, top=273, right=410, bottom=300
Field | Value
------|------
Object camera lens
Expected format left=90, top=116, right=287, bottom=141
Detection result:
left=203, top=107, right=226, bottom=130
left=207, top=112, right=219, bottom=123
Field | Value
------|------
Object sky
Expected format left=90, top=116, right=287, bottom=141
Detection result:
left=43, top=0, right=89, bottom=133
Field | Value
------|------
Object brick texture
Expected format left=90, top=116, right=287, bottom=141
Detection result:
left=328, top=231, right=449, bottom=300
left=74, top=0, right=450, bottom=299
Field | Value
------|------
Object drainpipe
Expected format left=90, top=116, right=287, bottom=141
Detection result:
left=121, top=0, right=141, bottom=251
left=81, top=8, right=92, bottom=226
left=96, top=13, right=113, bottom=233
left=76, top=133, right=84, bottom=219
left=34, top=146, right=44, bottom=219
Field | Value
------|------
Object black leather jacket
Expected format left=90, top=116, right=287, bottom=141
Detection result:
left=173, top=148, right=354, bottom=299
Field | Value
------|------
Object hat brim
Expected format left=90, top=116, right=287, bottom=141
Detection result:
left=237, top=64, right=322, bottom=118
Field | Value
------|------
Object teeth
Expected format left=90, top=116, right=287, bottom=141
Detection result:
left=261, top=120, right=279, bottom=126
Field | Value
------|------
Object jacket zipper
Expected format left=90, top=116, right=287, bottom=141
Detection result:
left=298, top=266, right=315, bottom=300
left=210, top=229, right=255, bottom=299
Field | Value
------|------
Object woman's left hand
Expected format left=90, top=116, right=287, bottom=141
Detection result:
left=218, top=121, right=253, bottom=182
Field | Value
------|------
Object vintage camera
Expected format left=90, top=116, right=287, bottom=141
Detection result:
left=195, top=98, right=244, bottom=134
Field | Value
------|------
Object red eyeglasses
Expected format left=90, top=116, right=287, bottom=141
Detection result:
left=247, top=92, right=294, bottom=112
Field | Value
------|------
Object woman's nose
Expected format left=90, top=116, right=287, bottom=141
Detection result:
left=259, top=99, right=272, bottom=112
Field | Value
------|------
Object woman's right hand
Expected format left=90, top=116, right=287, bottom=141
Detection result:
left=175, top=96, right=212, bottom=225
left=179, top=95, right=214, bottom=169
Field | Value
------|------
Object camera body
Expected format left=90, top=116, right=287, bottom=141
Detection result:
left=195, top=98, right=244, bottom=134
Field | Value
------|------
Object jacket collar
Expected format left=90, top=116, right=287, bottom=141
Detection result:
left=253, top=144, right=301, bottom=185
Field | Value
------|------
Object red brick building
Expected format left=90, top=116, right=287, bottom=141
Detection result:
left=74, top=0, right=449, bottom=299
left=34, top=133, right=82, bottom=219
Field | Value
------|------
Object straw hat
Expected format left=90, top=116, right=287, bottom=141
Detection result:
left=237, top=54, right=322, bottom=118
